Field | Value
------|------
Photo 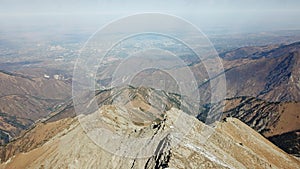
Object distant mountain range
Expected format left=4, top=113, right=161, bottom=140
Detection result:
left=0, top=41, right=299, bottom=168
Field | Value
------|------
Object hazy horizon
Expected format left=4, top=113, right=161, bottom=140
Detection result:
left=1, top=0, right=300, bottom=35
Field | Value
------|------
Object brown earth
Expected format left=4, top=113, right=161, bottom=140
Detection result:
left=0, top=70, right=71, bottom=143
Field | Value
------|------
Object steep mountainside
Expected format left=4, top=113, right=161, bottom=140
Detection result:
left=218, top=42, right=300, bottom=102
left=220, top=44, right=279, bottom=60
left=0, top=40, right=299, bottom=168
left=0, top=106, right=299, bottom=169
left=220, top=42, right=300, bottom=60
left=0, top=70, right=71, bottom=144
left=269, top=130, right=300, bottom=157
left=199, top=96, right=300, bottom=156
left=0, top=86, right=298, bottom=168
left=47, top=86, right=198, bottom=123
left=95, top=41, right=300, bottom=103
left=207, top=41, right=300, bottom=156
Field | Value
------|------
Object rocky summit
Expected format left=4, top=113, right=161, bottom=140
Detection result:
left=0, top=87, right=299, bottom=169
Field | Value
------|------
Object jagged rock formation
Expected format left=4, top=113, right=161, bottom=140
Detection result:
left=1, top=41, right=300, bottom=168
left=0, top=107, right=299, bottom=169
left=0, top=85, right=299, bottom=168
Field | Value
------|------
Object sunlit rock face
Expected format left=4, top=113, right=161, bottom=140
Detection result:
left=0, top=86, right=299, bottom=168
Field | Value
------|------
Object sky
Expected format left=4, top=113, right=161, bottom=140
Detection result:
left=0, top=0, right=300, bottom=34
left=0, top=0, right=299, bottom=15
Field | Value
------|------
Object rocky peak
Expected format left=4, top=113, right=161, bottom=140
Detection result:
left=1, top=106, right=300, bottom=168
left=0, top=86, right=299, bottom=168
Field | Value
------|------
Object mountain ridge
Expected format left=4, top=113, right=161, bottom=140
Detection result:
left=1, top=106, right=299, bottom=169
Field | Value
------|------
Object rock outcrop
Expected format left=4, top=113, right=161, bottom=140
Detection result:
left=0, top=105, right=299, bottom=169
